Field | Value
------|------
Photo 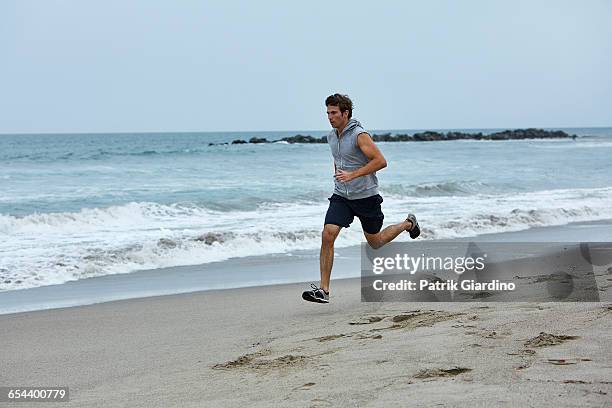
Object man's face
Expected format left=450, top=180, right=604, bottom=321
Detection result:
left=326, top=105, right=348, bottom=129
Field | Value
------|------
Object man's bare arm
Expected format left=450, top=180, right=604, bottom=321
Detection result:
left=335, top=133, right=386, bottom=182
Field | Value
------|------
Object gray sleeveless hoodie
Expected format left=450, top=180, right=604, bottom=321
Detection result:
left=327, top=118, right=379, bottom=200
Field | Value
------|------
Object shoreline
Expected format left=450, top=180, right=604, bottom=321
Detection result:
left=1, top=219, right=612, bottom=316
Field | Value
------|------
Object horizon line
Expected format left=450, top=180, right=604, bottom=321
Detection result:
left=1, top=125, right=611, bottom=137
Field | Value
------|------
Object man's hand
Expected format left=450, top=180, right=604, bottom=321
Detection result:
left=335, top=169, right=356, bottom=183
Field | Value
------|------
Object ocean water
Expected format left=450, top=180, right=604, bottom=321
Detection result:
left=1, top=127, right=612, bottom=292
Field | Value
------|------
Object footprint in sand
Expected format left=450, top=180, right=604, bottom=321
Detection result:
left=505, top=348, right=538, bottom=370
left=293, top=382, right=316, bottom=391
left=212, top=349, right=271, bottom=369
left=310, top=397, right=333, bottom=407
left=482, top=330, right=511, bottom=339
left=464, top=328, right=511, bottom=339
left=507, top=349, right=536, bottom=356
left=374, top=310, right=462, bottom=332
left=414, top=367, right=472, bottom=379
left=547, top=358, right=592, bottom=365
left=356, top=333, right=383, bottom=340
left=524, top=332, right=579, bottom=348
left=348, top=315, right=385, bottom=325
left=315, top=333, right=348, bottom=342
left=212, top=350, right=307, bottom=372
left=547, top=359, right=578, bottom=365
left=313, top=331, right=383, bottom=343
left=469, top=343, right=495, bottom=349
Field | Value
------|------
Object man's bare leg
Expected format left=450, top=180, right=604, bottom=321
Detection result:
left=320, top=224, right=342, bottom=292
left=363, top=219, right=413, bottom=250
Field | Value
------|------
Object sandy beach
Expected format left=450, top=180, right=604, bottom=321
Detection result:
left=1, top=269, right=611, bottom=407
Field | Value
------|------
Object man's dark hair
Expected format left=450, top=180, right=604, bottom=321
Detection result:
left=325, top=93, right=353, bottom=119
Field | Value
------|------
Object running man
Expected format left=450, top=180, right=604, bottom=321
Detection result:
left=302, top=94, right=421, bottom=304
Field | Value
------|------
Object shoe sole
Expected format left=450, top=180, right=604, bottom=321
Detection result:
left=406, top=215, right=421, bottom=239
left=410, top=224, right=421, bottom=239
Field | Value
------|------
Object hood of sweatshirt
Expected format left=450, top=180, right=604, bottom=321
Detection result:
left=337, top=118, right=362, bottom=136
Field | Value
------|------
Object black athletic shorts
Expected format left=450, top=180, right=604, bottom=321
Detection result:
left=324, top=193, right=384, bottom=234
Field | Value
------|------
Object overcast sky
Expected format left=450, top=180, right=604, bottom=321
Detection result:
left=1, top=0, right=611, bottom=134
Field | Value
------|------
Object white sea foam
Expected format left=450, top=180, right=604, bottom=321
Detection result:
left=2, top=187, right=612, bottom=291
left=532, top=141, right=612, bottom=149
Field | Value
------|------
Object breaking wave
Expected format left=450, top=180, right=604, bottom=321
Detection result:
left=2, top=187, right=612, bottom=291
